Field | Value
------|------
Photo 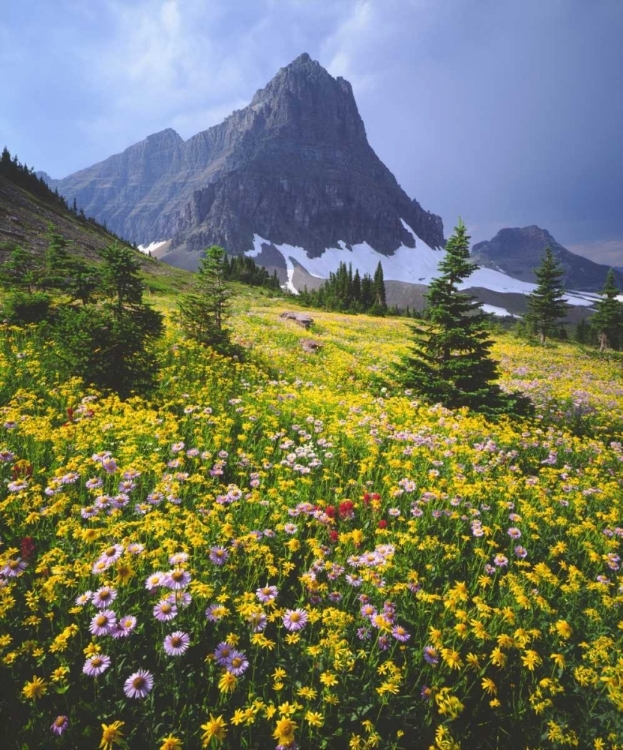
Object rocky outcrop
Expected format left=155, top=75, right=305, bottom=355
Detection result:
left=45, top=54, right=444, bottom=266
left=471, top=226, right=623, bottom=293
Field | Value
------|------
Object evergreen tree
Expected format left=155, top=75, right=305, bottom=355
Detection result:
left=590, top=269, right=623, bottom=351
left=397, top=219, right=513, bottom=413
left=372, top=261, right=387, bottom=315
left=178, top=245, right=233, bottom=351
left=54, top=243, right=163, bottom=397
left=525, top=247, right=568, bottom=343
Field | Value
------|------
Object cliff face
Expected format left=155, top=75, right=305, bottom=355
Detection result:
left=46, top=54, right=444, bottom=264
left=471, top=226, right=623, bottom=292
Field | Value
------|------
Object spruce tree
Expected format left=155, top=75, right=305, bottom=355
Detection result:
left=397, top=219, right=508, bottom=412
left=372, top=261, right=387, bottom=315
left=178, top=245, right=233, bottom=351
left=525, top=247, right=568, bottom=343
left=590, top=269, right=622, bottom=351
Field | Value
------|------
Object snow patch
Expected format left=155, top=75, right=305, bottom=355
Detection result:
left=138, top=240, right=169, bottom=255
left=481, top=304, right=519, bottom=318
left=244, top=229, right=598, bottom=307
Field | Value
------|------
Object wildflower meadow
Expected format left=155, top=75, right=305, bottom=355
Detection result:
left=1, top=293, right=622, bottom=749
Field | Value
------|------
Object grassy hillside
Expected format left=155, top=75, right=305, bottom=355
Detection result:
left=0, top=175, right=193, bottom=295
left=0, top=293, right=621, bottom=749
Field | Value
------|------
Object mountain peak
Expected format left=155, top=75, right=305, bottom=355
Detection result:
left=145, top=128, right=182, bottom=145
left=472, top=226, right=623, bottom=292
left=49, top=56, right=444, bottom=262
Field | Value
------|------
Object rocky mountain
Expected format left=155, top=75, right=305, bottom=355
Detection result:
left=471, top=226, right=623, bottom=293
left=43, top=53, right=444, bottom=270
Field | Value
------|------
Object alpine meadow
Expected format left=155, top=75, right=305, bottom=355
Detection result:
left=2, top=6, right=623, bottom=748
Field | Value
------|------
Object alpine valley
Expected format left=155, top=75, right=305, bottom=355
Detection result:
left=39, top=54, right=617, bottom=316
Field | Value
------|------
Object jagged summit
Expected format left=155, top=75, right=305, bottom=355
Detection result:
left=44, top=54, right=445, bottom=269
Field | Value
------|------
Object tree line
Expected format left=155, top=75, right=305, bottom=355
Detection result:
left=297, top=260, right=387, bottom=315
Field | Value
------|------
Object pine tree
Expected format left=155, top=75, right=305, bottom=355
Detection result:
left=590, top=268, right=623, bottom=351
left=372, top=261, right=387, bottom=315
left=525, top=247, right=568, bottom=343
left=178, top=245, right=233, bottom=351
left=397, top=219, right=511, bottom=412
left=53, top=242, right=163, bottom=397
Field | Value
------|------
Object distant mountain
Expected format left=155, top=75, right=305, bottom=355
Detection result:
left=44, top=53, right=444, bottom=270
left=471, top=226, right=623, bottom=293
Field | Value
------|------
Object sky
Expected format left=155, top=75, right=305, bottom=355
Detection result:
left=1, top=0, right=622, bottom=264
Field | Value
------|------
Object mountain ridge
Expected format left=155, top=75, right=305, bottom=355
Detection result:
left=41, top=54, right=445, bottom=266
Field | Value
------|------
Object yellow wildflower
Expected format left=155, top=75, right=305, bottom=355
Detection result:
left=201, top=714, right=227, bottom=745
left=22, top=676, right=47, bottom=700
left=305, top=710, right=324, bottom=727
left=100, top=721, right=125, bottom=750
left=273, top=717, right=297, bottom=746
left=159, top=735, right=182, bottom=750
left=217, top=671, right=237, bottom=693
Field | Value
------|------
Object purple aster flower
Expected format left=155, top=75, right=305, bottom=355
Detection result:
left=226, top=650, right=249, bottom=676
left=214, top=642, right=235, bottom=665
left=165, top=569, right=191, bottom=590
left=85, top=477, right=103, bottom=490
left=209, top=546, right=229, bottom=565
left=91, top=560, right=108, bottom=575
left=493, top=554, right=509, bottom=568
left=112, top=615, right=137, bottom=638
left=75, top=591, right=92, bottom=607
left=248, top=611, right=267, bottom=632
left=81, top=505, right=99, bottom=519
left=83, top=653, right=111, bottom=676
left=283, top=608, right=308, bottom=631
left=166, top=591, right=192, bottom=608
left=507, top=527, right=522, bottom=540
left=205, top=603, right=227, bottom=622
left=392, top=625, right=411, bottom=642
left=92, top=586, right=117, bottom=608
left=423, top=645, right=439, bottom=665
left=127, top=543, right=145, bottom=555
left=514, top=545, right=528, bottom=559
left=256, top=585, right=278, bottom=604
left=163, top=631, right=190, bottom=656
left=89, top=609, right=117, bottom=636
left=7, top=480, right=29, bottom=493
left=50, top=716, right=69, bottom=736
left=123, top=669, right=154, bottom=699
left=357, top=627, right=371, bottom=640
left=360, top=604, right=377, bottom=619
left=153, top=600, right=177, bottom=621
left=378, top=635, right=390, bottom=650
left=145, top=572, right=166, bottom=590
left=284, top=523, right=298, bottom=534
left=0, top=450, right=15, bottom=462
left=169, top=552, right=189, bottom=565
left=97, top=545, right=124, bottom=567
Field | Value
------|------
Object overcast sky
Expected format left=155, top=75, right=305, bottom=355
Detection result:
left=1, top=0, right=622, bottom=263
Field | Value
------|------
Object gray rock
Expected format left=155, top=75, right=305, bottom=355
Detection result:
left=280, top=311, right=314, bottom=329
left=45, top=54, right=444, bottom=267
left=300, top=338, right=323, bottom=353
left=471, top=226, right=623, bottom=293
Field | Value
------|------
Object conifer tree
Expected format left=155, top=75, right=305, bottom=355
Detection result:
left=397, top=219, right=510, bottom=412
left=178, top=245, right=233, bottom=351
left=590, top=268, right=622, bottom=351
left=372, top=261, right=387, bottom=315
left=525, top=247, right=568, bottom=343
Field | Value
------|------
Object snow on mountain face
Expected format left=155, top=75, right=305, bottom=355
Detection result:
left=245, top=220, right=596, bottom=315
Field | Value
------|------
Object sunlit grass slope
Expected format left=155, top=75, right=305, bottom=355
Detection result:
left=0, top=293, right=621, bottom=749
